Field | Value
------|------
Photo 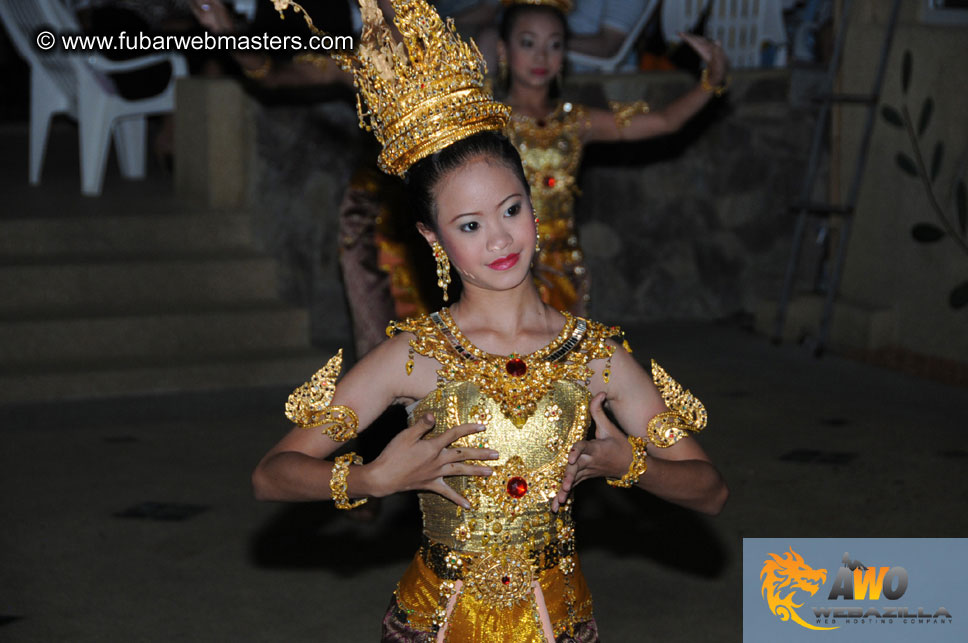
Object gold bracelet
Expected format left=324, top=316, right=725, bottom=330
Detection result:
left=330, top=452, right=367, bottom=509
left=606, top=436, right=649, bottom=488
left=242, top=56, right=272, bottom=79
left=608, top=100, right=650, bottom=130
left=700, top=68, right=729, bottom=97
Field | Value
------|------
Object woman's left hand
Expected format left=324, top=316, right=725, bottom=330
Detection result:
left=679, top=32, right=729, bottom=86
left=551, top=392, right=634, bottom=512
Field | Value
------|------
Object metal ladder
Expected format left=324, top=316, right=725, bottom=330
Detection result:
left=772, top=0, right=903, bottom=355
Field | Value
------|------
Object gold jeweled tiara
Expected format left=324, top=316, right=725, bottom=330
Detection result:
left=272, top=0, right=511, bottom=177
left=500, top=0, right=573, bottom=13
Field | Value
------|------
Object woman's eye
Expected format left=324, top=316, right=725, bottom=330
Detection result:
left=551, top=40, right=563, bottom=51
left=459, top=221, right=479, bottom=232
left=505, top=203, right=521, bottom=217
left=520, top=37, right=533, bottom=48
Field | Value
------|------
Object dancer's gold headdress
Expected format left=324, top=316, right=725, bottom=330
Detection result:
left=272, top=0, right=511, bottom=177
left=500, top=0, right=573, bottom=13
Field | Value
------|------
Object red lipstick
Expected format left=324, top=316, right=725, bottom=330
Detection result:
left=487, top=253, right=520, bottom=271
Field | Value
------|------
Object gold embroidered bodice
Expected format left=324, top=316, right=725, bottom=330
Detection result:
left=506, top=102, right=587, bottom=236
left=388, top=309, right=624, bottom=556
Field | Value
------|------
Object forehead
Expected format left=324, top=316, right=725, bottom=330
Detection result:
left=510, top=10, right=565, bottom=38
left=433, top=157, right=525, bottom=216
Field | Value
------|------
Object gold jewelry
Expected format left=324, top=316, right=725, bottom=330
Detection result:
left=646, top=360, right=707, bottom=447
left=241, top=56, right=272, bottom=79
left=432, top=241, right=452, bottom=301
left=608, top=100, right=650, bottom=130
left=330, top=452, right=368, bottom=509
left=500, top=0, right=573, bottom=13
left=700, top=68, right=729, bottom=97
left=285, top=350, right=360, bottom=441
left=293, top=52, right=330, bottom=71
left=273, top=0, right=511, bottom=177
left=388, top=309, right=622, bottom=427
left=606, top=435, right=648, bottom=488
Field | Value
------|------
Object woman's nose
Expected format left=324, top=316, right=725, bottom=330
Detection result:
left=487, top=226, right=512, bottom=252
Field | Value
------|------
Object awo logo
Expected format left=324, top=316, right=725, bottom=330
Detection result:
left=759, top=547, right=953, bottom=632
left=760, top=547, right=835, bottom=630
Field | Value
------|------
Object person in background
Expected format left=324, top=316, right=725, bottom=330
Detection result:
left=496, top=0, right=729, bottom=315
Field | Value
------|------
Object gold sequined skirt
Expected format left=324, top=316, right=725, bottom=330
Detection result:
left=393, top=539, right=594, bottom=642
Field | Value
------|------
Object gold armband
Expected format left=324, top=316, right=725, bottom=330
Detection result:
left=607, top=435, right=649, bottom=488
left=293, top=52, right=330, bottom=71
left=241, top=56, right=272, bottom=79
left=608, top=100, right=650, bottom=130
left=285, top=350, right=360, bottom=441
left=700, top=68, right=729, bottom=97
left=648, top=360, right=707, bottom=447
left=330, top=452, right=367, bottom=509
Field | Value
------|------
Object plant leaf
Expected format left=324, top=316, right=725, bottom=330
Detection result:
left=930, top=141, right=944, bottom=182
left=881, top=105, right=904, bottom=128
left=895, top=152, right=918, bottom=177
left=902, top=50, right=912, bottom=94
left=957, top=180, right=967, bottom=236
left=950, top=281, right=968, bottom=309
left=911, top=223, right=945, bottom=243
left=917, top=97, right=934, bottom=136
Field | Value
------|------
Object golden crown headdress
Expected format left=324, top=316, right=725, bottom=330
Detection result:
left=272, top=0, right=511, bottom=177
left=500, top=0, right=573, bottom=13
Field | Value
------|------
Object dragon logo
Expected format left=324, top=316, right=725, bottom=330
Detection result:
left=760, top=547, right=838, bottom=631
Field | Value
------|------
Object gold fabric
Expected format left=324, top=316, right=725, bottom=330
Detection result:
left=506, top=100, right=655, bottom=316
left=507, top=102, right=589, bottom=315
left=388, top=309, right=625, bottom=640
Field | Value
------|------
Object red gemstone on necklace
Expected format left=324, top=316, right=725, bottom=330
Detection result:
left=501, top=575, right=510, bottom=585
left=506, top=358, right=527, bottom=377
left=507, top=476, right=528, bottom=498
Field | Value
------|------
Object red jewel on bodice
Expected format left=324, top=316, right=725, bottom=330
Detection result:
left=506, top=476, right=528, bottom=498
left=506, top=357, right=527, bottom=377
left=544, top=176, right=556, bottom=188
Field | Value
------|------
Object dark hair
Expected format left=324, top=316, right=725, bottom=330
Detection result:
left=498, top=4, right=568, bottom=44
left=405, top=131, right=530, bottom=230
left=497, top=5, right=569, bottom=98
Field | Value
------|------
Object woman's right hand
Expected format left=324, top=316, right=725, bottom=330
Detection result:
left=364, top=413, right=498, bottom=508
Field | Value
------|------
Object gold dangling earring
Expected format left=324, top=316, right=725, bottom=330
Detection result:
left=534, top=211, right=541, bottom=254
left=432, top=241, right=451, bottom=302
left=498, top=54, right=508, bottom=88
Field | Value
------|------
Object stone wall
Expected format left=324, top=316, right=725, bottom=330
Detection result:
left=565, top=70, right=813, bottom=325
left=228, top=70, right=813, bottom=345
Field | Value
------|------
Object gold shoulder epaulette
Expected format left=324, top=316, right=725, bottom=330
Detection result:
left=285, top=349, right=359, bottom=441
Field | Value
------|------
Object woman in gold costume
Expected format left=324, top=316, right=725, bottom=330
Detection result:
left=256, top=1, right=727, bottom=641
left=498, top=0, right=730, bottom=315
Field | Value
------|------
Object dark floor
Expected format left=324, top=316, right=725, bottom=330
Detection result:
left=3, top=319, right=967, bottom=642
left=2, top=121, right=967, bottom=642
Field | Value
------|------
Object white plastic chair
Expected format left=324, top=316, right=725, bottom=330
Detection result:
left=0, top=0, right=188, bottom=196
left=566, top=0, right=661, bottom=73
left=661, top=0, right=713, bottom=44
left=706, top=0, right=789, bottom=68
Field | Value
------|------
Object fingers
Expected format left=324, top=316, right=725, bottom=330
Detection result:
left=568, top=440, right=587, bottom=465
left=437, top=422, right=486, bottom=447
left=443, top=463, right=494, bottom=478
left=431, top=480, right=472, bottom=509
left=589, top=393, right=617, bottom=439
left=444, top=447, right=499, bottom=463
left=406, top=413, right=438, bottom=440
